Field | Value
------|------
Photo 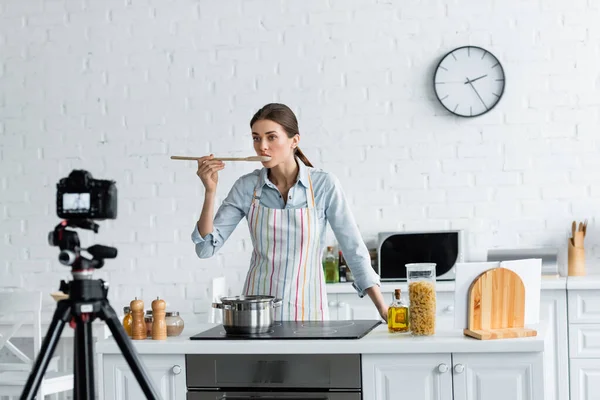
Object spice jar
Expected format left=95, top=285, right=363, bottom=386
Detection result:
left=165, top=311, right=185, bottom=337
left=144, top=310, right=153, bottom=337
left=406, top=263, right=436, bottom=336
left=122, top=306, right=132, bottom=337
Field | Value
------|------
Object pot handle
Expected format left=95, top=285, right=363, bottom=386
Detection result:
left=212, top=302, right=231, bottom=309
left=273, top=298, right=283, bottom=308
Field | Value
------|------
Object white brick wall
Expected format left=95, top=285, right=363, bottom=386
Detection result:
left=1, top=0, right=599, bottom=320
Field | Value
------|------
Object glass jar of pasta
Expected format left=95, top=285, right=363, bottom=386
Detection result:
left=405, top=263, right=437, bottom=336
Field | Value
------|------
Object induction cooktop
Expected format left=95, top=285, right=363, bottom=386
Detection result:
left=190, top=320, right=382, bottom=340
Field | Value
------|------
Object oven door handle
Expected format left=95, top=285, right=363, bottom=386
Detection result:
left=219, top=396, right=329, bottom=400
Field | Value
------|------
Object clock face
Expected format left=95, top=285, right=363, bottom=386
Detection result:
left=433, top=46, right=505, bottom=117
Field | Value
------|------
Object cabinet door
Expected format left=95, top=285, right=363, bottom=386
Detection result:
left=362, top=354, right=453, bottom=400
left=103, top=354, right=186, bottom=400
left=540, top=289, right=569, bottom=400
left=327, top=294, right=339, bottom=320
left=452, top=353, right=544, bottom=400
left=336, top=294, right=382, bottom=320
left=570, top=359, right=600, bottom=400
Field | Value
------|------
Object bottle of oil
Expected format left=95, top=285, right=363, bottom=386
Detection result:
left=387, top=289, right=409, bottom=333
left=122, top=306, right=132, bottom=337
left=323, top=246, right=339, bottom=283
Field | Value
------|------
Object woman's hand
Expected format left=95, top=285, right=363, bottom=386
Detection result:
left=378, top=305, right=389, bottom=322
left=365, top=286, right=389, bottom=322
left=196, top=154, right=225, bottom=193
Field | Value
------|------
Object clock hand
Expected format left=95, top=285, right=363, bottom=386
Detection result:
left=466, top=78, right=488, bottom=111
left=464, top=74, right=487, bottom=84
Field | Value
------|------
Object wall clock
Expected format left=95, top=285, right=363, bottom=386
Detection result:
left=433, top=46, right=506, bottom=117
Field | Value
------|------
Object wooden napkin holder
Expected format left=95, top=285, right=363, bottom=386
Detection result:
left=464, top=267, right=537, bottom=340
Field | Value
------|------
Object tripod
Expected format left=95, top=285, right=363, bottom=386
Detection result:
left=20, top=220, right=161, bottom=400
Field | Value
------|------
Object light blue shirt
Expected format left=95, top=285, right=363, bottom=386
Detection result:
left=191, top=158, right=381, bottom=297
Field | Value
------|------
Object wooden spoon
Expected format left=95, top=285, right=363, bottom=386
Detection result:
left=572, top=221, right=576, bottom=239
left=170, top=155, right=271, bottom=162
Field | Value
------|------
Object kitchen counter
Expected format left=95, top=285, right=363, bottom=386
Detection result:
left=95, top=323, right=546, bottom=355
left=566, top=273, right=600, bottom=289
left=327, top=275, right=567, bottom=293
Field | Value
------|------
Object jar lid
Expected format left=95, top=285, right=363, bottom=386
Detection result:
left=165, top=311, right=179, bottom=317
left=145, top=310, right=152, bottom=315
left=123, top=306, right=131, bottom=313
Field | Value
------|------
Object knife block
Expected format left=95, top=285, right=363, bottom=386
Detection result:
left=463, top=267, right=537, bottom=340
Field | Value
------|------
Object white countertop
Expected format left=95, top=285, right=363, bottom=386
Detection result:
left=327, top=276, right=567, bottom=293
left=567, top=274, right=600, bottom=290
left=95, top=323, right=546, bottom=355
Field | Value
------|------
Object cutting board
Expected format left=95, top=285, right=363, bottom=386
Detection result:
left=463, top=267, right=537, bottom=340
left=454, top=259, right=541, bottom=330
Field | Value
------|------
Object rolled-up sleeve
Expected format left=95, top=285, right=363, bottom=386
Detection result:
left=192, top=178, right=247, bottom=258
left=323, top=173, right=380, bottom=297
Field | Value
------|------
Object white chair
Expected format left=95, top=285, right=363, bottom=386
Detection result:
left=208, top=277, right=227, bottom=323
left=0, top=291, right=73, bottom=399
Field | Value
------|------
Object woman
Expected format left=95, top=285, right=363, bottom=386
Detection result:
left=191, top=103, right=388, bottom=322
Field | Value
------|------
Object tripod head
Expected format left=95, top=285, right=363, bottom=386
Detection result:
left=48, top=219, right=117, bottom=279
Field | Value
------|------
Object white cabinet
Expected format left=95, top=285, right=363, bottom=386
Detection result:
left=452, top=353, right=545, bottom=400
left=568, top=288, right=600, bottom=400
left=569, top=359, right=600, bottom=400
left=362, top=354, right=453, bottom=400
left=363, top=353, right=544, bottom=400
left=540, top=289, right=570, bottom=400
left=102, top=354, right=186, bottom=400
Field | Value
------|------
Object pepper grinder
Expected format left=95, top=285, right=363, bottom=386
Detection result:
left=151, top=297, right=167, bottom=340
left=130, top=297, right=146, bottom=340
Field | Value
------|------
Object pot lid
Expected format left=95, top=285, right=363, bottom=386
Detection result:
left=219, top=295, right=277, bottom=305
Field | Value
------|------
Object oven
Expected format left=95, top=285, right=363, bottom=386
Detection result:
left=377, top=230, right=463, bottom=281
left=185, top=354, right=362, bottom=400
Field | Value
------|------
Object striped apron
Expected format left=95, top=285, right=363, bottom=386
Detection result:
left=242, top=172, right=329, bottom=321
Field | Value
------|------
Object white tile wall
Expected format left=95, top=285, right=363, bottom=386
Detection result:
left=1, top=0, right=599, bottom=317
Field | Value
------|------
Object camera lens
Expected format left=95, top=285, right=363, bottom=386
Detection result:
left=47, top=232, right=55, bottom=246
left=59, top=250, right=77, bottom=266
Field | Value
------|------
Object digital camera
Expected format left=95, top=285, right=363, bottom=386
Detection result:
left=56, top=170, right=117, bottom=220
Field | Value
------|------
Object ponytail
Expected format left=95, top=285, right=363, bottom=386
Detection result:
left=295, top=147, right=313, bottom=168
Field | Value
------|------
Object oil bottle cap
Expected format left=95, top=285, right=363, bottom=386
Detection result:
left=394, top=289, right=401, bottom=298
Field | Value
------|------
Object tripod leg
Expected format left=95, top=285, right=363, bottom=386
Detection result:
left=98, top=301, right=162, bottom=400
left=73, top=316, right=95, bottom=400
left=20, top=300, right=71, bottom=400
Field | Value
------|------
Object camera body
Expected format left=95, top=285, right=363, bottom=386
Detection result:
left=56, top=170, right=117, bottom=220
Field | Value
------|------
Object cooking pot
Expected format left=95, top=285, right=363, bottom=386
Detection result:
left=212, top=295, right=282, bottom=334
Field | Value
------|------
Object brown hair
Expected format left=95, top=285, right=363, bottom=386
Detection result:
left=250, top=103, right=313, bottom=167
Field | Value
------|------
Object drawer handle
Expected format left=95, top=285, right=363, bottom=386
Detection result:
left=328, top=301, right=337, bottom=307
left=172, top=365, right=182, bottom=375
left=437, top=363, right=448, bottom=373
left=443, top=305, right=454, bottom=313
left=454, top=364, right=464, bottom=374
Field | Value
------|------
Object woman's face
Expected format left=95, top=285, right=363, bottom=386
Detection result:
left=251, top=119, right=298, bottom=167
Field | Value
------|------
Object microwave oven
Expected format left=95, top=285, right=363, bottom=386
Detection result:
left=377, top=230, right=464, bottom=281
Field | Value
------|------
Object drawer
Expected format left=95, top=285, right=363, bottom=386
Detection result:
left=569, top=324, right=600, bottom=358
left=568, top=291, right=600, bottom=323
left=435, top=291, right=455, bottom=316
